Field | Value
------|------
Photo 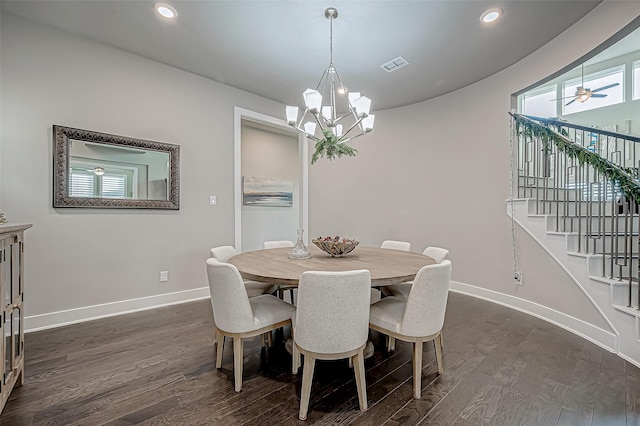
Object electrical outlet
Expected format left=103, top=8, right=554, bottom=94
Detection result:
left=210, top=196, right=217, bottom=205
left=160, top=271, right=168, bottom=282
left=514, top=272, right=523, bottom=285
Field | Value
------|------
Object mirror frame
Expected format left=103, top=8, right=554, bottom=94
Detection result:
left=53, top=125, right=180, bottom=209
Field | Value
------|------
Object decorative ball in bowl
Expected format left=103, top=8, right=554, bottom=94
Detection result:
left=312, top=236, right=359, bottom=257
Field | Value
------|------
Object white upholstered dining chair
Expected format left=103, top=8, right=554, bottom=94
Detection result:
left=382, top=246, right=450, bottom=351
left=292, top=269, right=371, bottom=420
left=263, top=240, right=296, bottom=303
left=423, top=246, right=450, bottom=263
left=380, top=240, right=412, bottom=251
left=206, top=258, right=295, bottom=392
left=369, top=260, right=452, bottom=399
left=384, top=246, right=449, bottom=299
left=210, top=245, right=277, bottom=297
left=377, top=240, right=412, bottom=302
left=263, top=240, right=295, bottom=249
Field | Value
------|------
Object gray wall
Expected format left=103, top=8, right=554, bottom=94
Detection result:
left=1, top=1, right=639, bottom=332
left=0, top=13, right=285, bottom=327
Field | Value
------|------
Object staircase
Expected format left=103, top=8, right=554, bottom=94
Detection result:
left=508, top=114, right=640, bottom=367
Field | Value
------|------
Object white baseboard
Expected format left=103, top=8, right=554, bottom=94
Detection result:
left=450, top=281, right=618, bottom=352
left=25, top=287, right=211, bottom=333
left=618, top=351, right=640, bottom=369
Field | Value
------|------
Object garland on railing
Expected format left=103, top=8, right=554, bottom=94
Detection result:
left=511, top=113, right=640, bottom=204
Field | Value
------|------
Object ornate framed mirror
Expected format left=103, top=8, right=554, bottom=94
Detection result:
left=53, top=125, right=180, bottom=209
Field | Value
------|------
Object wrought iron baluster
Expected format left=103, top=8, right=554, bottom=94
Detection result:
left=512, top=114, right=640, bottom=309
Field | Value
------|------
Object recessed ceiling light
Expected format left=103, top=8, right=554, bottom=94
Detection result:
left=154, top=2, right=177, bottom=19
left=480, top=8, right=502, bottom=24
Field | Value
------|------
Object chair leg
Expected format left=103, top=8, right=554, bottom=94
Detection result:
left=434, top=334, right=444, bottom=374
left=412, top=341, right=423, bottom=399
left=299, top=355, right=316, bottom=421
left=387, top=336, right=396, bottom=352
left=353, top=349, right=368, bottom=411
left=216, top=330, right=224, bottom=369
left=260, top=332, right=272, bottom=348
left=233, top=337, right=244, bottom=392
left=292, top=342, right=301, bottom=374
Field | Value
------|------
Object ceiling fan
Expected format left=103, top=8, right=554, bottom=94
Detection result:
left=554, top=64, right=619, bottom=106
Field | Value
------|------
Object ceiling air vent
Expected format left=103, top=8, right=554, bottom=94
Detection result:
left=381, top=56, right=409, bottom=73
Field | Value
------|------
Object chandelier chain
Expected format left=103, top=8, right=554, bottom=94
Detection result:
left=329, top=12, right=333, bottom=66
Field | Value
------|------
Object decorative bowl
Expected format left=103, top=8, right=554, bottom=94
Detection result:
left=312, top=237, right=359, bottom=257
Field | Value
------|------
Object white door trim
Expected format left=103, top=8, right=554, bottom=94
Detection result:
left=233, top=107, right=308, bottom=252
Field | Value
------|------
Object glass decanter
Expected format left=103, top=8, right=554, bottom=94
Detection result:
left=288, top=229, right=311, bottom=259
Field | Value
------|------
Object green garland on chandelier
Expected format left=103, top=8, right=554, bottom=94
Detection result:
left=512, top=113, right=640, bottom=204
left=311, top=130, right=358, bottom=164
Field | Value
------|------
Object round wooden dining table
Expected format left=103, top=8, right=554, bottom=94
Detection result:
left=228, top=246, right=436, bottom=287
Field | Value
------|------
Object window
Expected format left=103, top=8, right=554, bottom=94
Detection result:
left=521, top=85, right=557, bottom=118
left=634, top=60, right=640, bottom=100
left=69, top=166, right=128, bottom=198
left=101, top=175, right=127, bottom=198
left=562, top=66, right=624, bottom=115
left=69, top=170, right=95, bottom=197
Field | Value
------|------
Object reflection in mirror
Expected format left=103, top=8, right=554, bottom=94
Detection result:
left=53, top=125, right=180, bottom=209
left=69, top=140, right=170, bottom=200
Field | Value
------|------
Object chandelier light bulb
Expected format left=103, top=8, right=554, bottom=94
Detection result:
left=286, top=106, right=299, bottom=125
left=362, top=115, right=375, bottom=132
left=303, top=89, right=322, bottom=113
left=321, top=106, right=333, bottom=121
left=353, top=96, right=372, bottom=117
left=303, top=122, right=317, bottom=136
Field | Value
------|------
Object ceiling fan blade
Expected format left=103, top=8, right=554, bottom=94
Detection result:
left=565, top=98, right=577, bottom=106
left=590, top=93, right=607, bottom=98
left=591, top=83, right=619, bottom=93
left=550, top=95, right=579, bottom=101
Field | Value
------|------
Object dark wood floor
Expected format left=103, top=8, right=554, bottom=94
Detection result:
left=1, top=292, right=639, bottom=425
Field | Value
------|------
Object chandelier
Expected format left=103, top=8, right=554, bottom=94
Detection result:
left=285, top=8, right=375, bottom=160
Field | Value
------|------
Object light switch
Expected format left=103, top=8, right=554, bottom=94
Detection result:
left=210, top=196, right=217, bottom=205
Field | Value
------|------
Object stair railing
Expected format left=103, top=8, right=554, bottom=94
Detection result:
left=511, top=113, right=640, bottom=310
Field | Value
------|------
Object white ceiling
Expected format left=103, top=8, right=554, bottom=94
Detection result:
left=2, top=0, right=605, bottom=111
